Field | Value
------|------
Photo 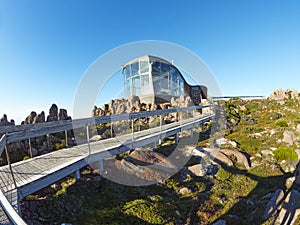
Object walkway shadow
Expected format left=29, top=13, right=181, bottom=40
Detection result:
left=207, top=153, right=294, bottom=225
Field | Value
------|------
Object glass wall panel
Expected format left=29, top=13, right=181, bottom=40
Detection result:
left=161, top=63, right=170, bottom=74
left=124, top=66, right=131, bottom=80
left=179, top=77, right=184, bottom=96
left=152, top=74, right=160, bottom=93
left=152, top=61, right=161, bottom=75
left=140, top=61, right=149, bottom=74
left=161, top=63, right=170, bottom=95
left=160, top=75, right=169, bottom=94
left=132, top=76, right=140, bottom=96
left=141, top=74, right=149, bottom=87
left=125, top=79, right=131, bottom=96
left=170, top=73, right=178, bottom=96
left=131, top=62, right=139, bottom=76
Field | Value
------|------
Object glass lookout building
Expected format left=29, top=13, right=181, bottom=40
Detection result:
left=122, top=55, right=207, bottom=105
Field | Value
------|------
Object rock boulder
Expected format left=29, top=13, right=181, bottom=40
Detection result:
left=33, top=111, right=45, bottom=124
left=283, top=130, right=297, bottom=145
left=47, top=104, right=58, bottom=122
left=25, top=111, right=37, bottom=124
left=220, top=149, right=251, bottom=169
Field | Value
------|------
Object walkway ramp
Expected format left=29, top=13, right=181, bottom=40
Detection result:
left=0, top=106, right=213, bottom=224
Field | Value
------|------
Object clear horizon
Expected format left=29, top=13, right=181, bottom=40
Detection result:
left=1, top=0, right=300, bottom=124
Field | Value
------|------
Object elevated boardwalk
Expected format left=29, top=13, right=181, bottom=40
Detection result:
left=0, top=105, right=213, bottom=224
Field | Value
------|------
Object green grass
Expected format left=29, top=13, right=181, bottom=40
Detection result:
left=273, top=147, right=298, bottom=161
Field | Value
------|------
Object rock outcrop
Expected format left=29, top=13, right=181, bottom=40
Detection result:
left=47, top=104, right=58, bottom=122
left=283, top=130, right=297, bottom=145
left=220, top=149, right=251, bottom=169
left=187, top=163, right=218, bottom=177
left=270, top=89, right=299, bottom=100
left=93, top=94, right=204, bottom=117
left=24, top=105, right=71, bottom=125
left=58, top=109, right=70, bottom=121
left=25, top=111, right=37, bottom=124
left=114, top=149, right=177, bottom=183
left=33, top=111, right=45, bottom=124
left=0, top=114, right=14, bottom=126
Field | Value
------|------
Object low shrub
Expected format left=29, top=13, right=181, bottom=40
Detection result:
left=166, top=179, right=180, bottom=190
left=245, top=102, right=259, bottom=111
left=275, top=120, right=288, bottom=127
left=55, top=140, right=66, bottom=150
left=23, top=156, right=30, bottom=160
left=273, top=147, right=298, bottom=161
left=123, top=199, right=165, bottom=224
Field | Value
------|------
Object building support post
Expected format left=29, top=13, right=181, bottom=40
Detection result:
left=190, top=129, right=194, bottom=138
left=98, top=159, right=104, bottom=175
left=202, top=123, right=205, bottom=134
left=75, top=170, right=81, bottom=180
left=153, top=141, right=157, bottom=150
left=175, top=133, right=179, bottom=144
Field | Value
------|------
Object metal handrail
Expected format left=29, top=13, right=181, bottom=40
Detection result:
left=5, top=105, right=212, bottom=144
left=0, top=189, right=26, bottom=225
left=0, top=104, right=213, bottom=224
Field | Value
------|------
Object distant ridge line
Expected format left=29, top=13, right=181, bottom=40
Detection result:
left=211, top=96, right=265, bottom=99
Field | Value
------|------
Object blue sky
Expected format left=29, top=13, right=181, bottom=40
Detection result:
left=1, top=0, right=300, bottom=123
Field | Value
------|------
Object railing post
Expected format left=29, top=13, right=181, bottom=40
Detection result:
left=4, top=143, right=18, bottom=190
left=193, top=109, right=195, bottom=123
left=191, top=109, right=195, bottom=138
left=138, top=118, right=141, bottom=131
left=110, top=122, right=113, bottom=138
left=86, top=124, right=91, bottom=155
left=131, top=119, right=134, bottom=149
left=65, top=130, right=68, bottom=147
left=28, top=138, right=33, bottom=158
left=159, top=114, right=162, bottom=145
left=46, top=133, right=50, bottom=148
